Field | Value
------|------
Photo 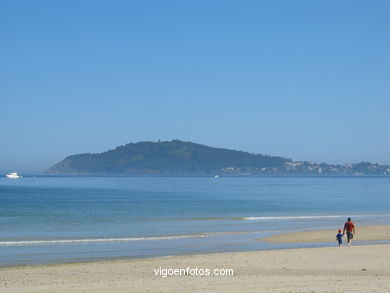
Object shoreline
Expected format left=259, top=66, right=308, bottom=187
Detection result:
left=1, top=244, right=390, bottom=292
left=2, top=224, right=390, bottom=267
left=262, top=225, right=390, bottom=243
left=1, top=240, right=389, bottom=270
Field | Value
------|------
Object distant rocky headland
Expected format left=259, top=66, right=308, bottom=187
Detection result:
left=45, top=140, right=390, bottom=176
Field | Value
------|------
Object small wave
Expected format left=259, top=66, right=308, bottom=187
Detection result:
left=241, top=214, right=386, bottom=221
left=168, top=214, right=389, bottom=222
left=0, top=234, right=207, bottom=246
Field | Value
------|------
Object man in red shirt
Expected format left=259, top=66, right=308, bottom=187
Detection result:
left=343, top=217, right=356, bottom=247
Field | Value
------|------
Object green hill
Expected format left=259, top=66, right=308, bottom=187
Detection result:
left=45, top=140, right=289, bottom=175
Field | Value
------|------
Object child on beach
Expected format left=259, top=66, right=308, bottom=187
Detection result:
left=336, top=229, right=343, bottom=247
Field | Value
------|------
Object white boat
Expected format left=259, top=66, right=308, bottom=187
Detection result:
left=6, top=172, right=21, bottom=179
left=214, top=175, right=219, bottom=178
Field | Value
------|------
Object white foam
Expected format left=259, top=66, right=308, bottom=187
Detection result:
left=0, top=234, right=206, bottom=246
left=242, top=214, right=385, bottom=221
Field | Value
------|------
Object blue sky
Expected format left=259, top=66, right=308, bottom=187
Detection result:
left=1, top=0, right=389, bottom=173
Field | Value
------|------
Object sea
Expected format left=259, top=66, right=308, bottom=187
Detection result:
left=1, top=176, right=390, bottom=265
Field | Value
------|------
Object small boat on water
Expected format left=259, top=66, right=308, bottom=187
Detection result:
left=6, top=172, right=21, bottom=179
left=214, top=175, right=219, bottom=178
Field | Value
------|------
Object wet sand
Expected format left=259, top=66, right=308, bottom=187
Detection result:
left=263, top=225, right=390, bottom=243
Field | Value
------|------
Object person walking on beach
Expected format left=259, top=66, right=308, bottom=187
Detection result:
left=336, top=229, right=343, bottom=247
left=343, top=217, right=355, bottom=247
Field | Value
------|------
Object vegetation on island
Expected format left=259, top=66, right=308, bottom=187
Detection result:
left=45, top=140, right=390, bottom=176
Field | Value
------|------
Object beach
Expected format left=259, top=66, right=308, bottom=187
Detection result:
left=1, top=244, right=390, bottom=293
left=2, top=224, right=390, bottom=293
left=1, top=177, right=390, bottom=292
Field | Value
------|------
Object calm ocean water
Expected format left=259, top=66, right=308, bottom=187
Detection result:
left=1, top=176, right=390, bottom=265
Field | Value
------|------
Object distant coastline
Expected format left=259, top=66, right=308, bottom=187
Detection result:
left=44, top=140, right=390, bottom=176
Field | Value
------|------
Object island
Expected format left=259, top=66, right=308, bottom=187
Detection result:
left=45, top=140, right=390, bottom=176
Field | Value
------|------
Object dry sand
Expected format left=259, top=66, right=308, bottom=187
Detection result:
left=1, top=244, right=390, bottom=293
left=263, top=225, right=390, bottom=243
